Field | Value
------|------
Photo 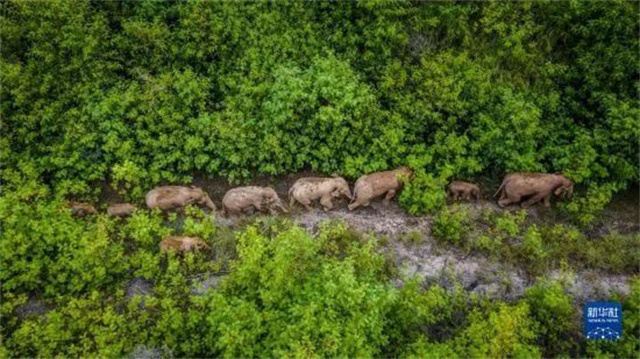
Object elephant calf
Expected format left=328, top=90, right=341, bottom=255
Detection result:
left=494, top=172, right=573, bottom=208
left=146, top=186, right=216, bottom=211
left=107, top=203, right=136, bottom=217
left=448, top=181, right=480, bottom=200
left=70, top=203, right=97, bottom=217
left=160, top=236, right=210, bottom=253
left=289, top=176, right=352, bottom=211
left=348, top=167, right=413, bottom=211
left=222, top=186, right=288, bottom=217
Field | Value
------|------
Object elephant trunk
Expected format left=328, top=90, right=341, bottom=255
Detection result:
left=204, top=196, right=217, bottom=211
left=566, top=186, right=574, bottom=199
left=276, top=201, right=288, bottom=214
left=346, top=191, right=353, bottom=200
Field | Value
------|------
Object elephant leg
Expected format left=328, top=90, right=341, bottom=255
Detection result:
left=289, top=196, right=297, bottom=208
left=383, top=189, right=397, bottom=205
left=320, top=195, right=334, bottom=212
left=253, top=201, right=264, bottom=213
left=521, top=194, right=544, bottom=208
left=543, top=194, right=551, bottom=207
left=448, top=189, right=456, bottom=200
left=498, top=196, right=518, bottom=208
left=227, top=207, right=241, bottom=218
left=298, top=197, right=314, bottom=212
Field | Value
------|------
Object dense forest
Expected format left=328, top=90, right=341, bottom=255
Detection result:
left=1, top=1, right=638, bottom=358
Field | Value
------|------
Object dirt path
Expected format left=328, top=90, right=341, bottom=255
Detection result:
left=215, top=197, right=638, bottom=302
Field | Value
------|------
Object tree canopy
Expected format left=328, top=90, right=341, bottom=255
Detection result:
left=2, top=1, right=638, bottom=217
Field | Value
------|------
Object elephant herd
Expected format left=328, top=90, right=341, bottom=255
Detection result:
left=69, top=169, right=574, bottom=253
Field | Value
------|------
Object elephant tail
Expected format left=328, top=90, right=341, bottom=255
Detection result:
left=493, top=180, right=506, bottom=198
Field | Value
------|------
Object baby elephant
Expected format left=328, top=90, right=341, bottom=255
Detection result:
left=222, top=186, right=288, bottom=217
left=448, top=181, right=480, bottom=200
left=107, top=203, right=136, bottom=217
left=289, top=176, right=352, bottom=211
left=70, top=203, right=97, bottom=217
left=146, top=186, right=216, bottom=211
left=348, top=167, right=413, bottom=211
left=159, top=236, right=210, bottom=253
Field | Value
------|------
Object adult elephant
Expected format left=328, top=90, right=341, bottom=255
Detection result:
left=289, top=176, right=352, bottom=211
left=494, top=173, right=573, bottom=208
left=222, top=186, right=288, bottom=217
left=146, top=186, right=216, bottom=211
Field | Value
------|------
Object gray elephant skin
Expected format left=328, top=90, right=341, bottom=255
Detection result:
left=145, top=186, right=216, bottom=211
left=222, top=186, right=288, bottom=216
left=494, top=173, right=573, bottom=208
left=348, top=167, right=413, bottom=211
left=448, top=181, right=480, bottom=200
left=289, top=176, right=352, bottom=211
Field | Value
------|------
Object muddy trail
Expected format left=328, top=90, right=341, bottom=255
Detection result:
left=101, top=174, right=640, bottom=302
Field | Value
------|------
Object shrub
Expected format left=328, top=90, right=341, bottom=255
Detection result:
left=525, top=280, right=578, bottom=357
left=519, top=225, right=548, bottom=275
left=432, top=205, right=470, bottom=245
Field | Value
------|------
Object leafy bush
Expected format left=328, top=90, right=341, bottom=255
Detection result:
left=432, top=205, right=470, bottom=245
left=2, top=1, right=638, bottom=215
left=586, top=279, right=640, bottom=359
left=1, top=1, right=639, bottom=357
left=525, top=280, right=578, bottom=357
left=454, top=302, right=541, bottom=358
left=519, top=225, right=548, bottom=275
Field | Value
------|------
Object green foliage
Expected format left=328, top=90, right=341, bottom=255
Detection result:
left=401, top=230, right=426, bottom=245
left=1, top=1, right=639, bottom=357
left=2, top=0, right=637, bottom=215
left=0, top=192, right=128, bottom=296
left=2, top=190, right=638, bottom=357
left=519, top=225, right=547, bottom=275
left=399, top=171, right=448, bottom=215
left=440, top=208, right=638, bottom=277
left=525, top=280, right=578, bottom=357
left=586, top=279, right=640, bottom=359
left=194, top=224, right=393, bottom=358
left=580, top=231, right=640, bottom=274
left=454, top=303, right=541, bottom=358
left=432, top=205, right=470, bottom=245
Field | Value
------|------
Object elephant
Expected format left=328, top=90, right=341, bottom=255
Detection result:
left=494, top=173, right=573, bottom=208
left=222, top=186, right=288, bottom=217
left=348, top=167, right=413, bottom=211
left=289, top=176, right=352, bottom=211
left=448, top=181, right=480, bottom=200
left=70, top=203, right=97, bottom=217
left=159, top=236, right=210, bottom=253
left=145, top=186, right=216, bottom=211
left=107, top=203, right=136, bottom=217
